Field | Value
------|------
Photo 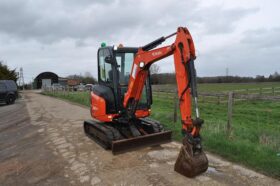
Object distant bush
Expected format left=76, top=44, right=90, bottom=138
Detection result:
left=150, top=72, right=280, bottom=84
left=0, top=61, right=18, bottom=81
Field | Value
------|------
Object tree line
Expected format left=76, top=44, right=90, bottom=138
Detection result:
left=150, top=72, right=280, bottom=84
left=0, top=62, right=18, bottom=81
left=1, top=61, right=279, bottom=86
left=67, top=72, right=97, bottom=84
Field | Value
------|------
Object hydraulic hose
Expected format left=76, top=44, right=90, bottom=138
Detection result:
left=187, top=59, right=199, bottom=118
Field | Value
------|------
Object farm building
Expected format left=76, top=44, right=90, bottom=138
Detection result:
left=34, top=72, right=58, bottom=89
left=34, top=72, right=84, bottom=89
left=67, top=79, right=80, bottom=87
left=58, top=77, right=68, bottom=87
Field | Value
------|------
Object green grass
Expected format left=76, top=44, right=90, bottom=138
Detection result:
left=153, top=82, right=280, bottom=93
left=42, top=91, right=91, bottom=107
left=42, top=85, right=280, bottom=179
left=151, top=96, right=280, bottom=178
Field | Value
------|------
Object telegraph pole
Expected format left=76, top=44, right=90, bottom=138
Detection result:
left=18, top=67, right=25, bottom=90
left=226, top=67, right=229, bottom=77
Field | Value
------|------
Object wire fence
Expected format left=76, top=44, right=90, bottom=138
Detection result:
left=42, top=86, right=280, bottom=153
left=153, top=86, right=280, bottom=104
left=152, top=87, right=280, bottom=151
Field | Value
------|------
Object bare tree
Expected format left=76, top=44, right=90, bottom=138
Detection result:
left=150, top=64, right=160, bottom=75
left=84, top=71, right=93, bottom=78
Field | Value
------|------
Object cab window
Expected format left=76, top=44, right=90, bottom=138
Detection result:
left=115, top=52, right=149, bottom=108
left=98, top=49, right=113, bottom=83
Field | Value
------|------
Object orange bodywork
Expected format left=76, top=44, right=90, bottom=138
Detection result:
left=92, top=27, right=200, bottom=137
left=123, top=27, right=198, bottom=136
left=90, top=92, right=118, bottom=122
left=91, top=92, right=149, bottom=122
left=135, top=109, right=150, bottom=118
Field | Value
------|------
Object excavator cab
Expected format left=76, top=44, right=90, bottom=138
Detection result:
left=97, top=46, right=152, bottom=115
left=84, top=45, right=172, bottom=154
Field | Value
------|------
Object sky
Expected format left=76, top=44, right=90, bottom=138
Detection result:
left=0, top=0, right=279, bottom=83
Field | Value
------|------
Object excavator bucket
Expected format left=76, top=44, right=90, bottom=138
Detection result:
left=112, top=131, right=172, bottom=154
left=174, top=138, right=208, bottom=177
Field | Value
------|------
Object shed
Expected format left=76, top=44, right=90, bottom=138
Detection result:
left=34, top=72, right=58, bottom=89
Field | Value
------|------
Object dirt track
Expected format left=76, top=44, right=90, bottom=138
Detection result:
left=0, top=91, right=279, bottom=186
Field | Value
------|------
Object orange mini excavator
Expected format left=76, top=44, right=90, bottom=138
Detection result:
left=84, top=27, right=208, bottom=177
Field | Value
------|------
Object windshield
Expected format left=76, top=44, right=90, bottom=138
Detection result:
left=115, top=52, right=134, bottom=85
left=115, top=51, right=149, bottom=107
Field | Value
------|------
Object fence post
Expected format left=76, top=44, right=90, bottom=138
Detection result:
left=227, top=91, right=233, bottom=136
left=217, top=95, right=220, bottom=105
left=201, top=95, right=204, bottom=103
left=173, top=91, right=178, bottom=123
left=272, top=87, right=275, bottom=96
left=260, top=88, right=262, bottom=95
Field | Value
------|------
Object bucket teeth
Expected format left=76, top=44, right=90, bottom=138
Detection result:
left=174, top=137, right=208, bottom=177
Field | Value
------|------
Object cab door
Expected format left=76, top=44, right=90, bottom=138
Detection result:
left=98, top=48, right=114, bottom=85
left=96, top=47, right=119, bottom=114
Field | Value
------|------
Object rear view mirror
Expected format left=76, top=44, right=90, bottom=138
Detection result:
left=105, top=56, right=112, bottom=63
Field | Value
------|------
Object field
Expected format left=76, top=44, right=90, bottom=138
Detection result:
left=42, top=82, right=280, bottom=178
left=153, top=82, right=280, bottom=93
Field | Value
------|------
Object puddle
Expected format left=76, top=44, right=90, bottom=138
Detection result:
left=206, top=166, right=220, bottom=174
left=147, top=149, right=178, bottom=160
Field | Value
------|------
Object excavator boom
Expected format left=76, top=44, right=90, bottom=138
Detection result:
left=125, top=27, right=201, bottom=137
left=123, top=27, right=208, bottom=177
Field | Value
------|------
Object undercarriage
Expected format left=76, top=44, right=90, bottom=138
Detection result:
left=84, top=118, right=172, bottom=154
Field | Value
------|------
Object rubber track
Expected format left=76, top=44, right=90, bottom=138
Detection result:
left=84, top=120, right=125, bottom=149
left=84, top=120, right=115, bottom=149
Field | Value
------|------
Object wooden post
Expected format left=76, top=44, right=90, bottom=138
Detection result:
left=173, top=91, right=178, bottom=123
left=227, top=92, right=233, bottom=136
left=260, top=88, right=262, bottom=95
left=217, top=95, right=220, bottom=105
left=200, top=94, right=204, bottom=103
left=272, top=87, right=275, bottom=96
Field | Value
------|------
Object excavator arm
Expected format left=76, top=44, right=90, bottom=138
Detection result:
left=123, top=27, right=208, bottom=177
left=124, top=27, right=203, bottom=138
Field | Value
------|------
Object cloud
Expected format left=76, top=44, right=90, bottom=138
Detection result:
left=0, top=0, right=257, bottom=44
left=0, top=0, right=277, bottom=82
left=196, top=27, right=280, bottom=77
left=241, top=27, right=280, bottom=49
left=193, top=6, right=259, bottom=34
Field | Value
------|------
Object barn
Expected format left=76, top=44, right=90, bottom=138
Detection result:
left=34, top=72, right=58, bottom=89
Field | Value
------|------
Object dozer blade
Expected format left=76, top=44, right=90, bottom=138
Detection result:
left=174, top=138, right=208, bottom=177
left=112, top=131, right=172, bottom=155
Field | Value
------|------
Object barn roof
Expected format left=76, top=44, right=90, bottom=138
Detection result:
left=35, top=72, right=58, bottom=80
